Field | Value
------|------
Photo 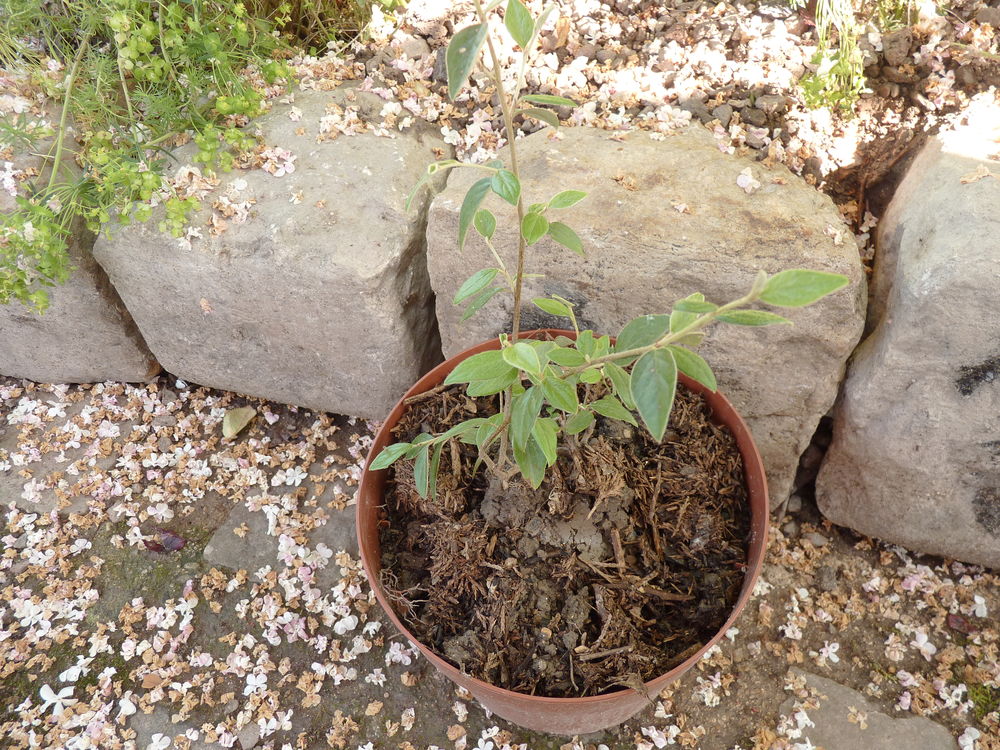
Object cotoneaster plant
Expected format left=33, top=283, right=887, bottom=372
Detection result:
left=370, top=0, right=850, bottom=493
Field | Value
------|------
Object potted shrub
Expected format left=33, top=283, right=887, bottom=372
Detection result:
left=357, top=0, right=849, bottom=735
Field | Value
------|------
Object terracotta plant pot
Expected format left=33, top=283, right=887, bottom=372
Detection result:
left=357, top=330, right=769, bottom=735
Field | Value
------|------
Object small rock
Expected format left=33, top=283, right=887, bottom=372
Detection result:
left=711, top=104, right=734, bottom=126
left=977, top=7, right=1000, bottom=27
left=876, top=81, right=901, bottom=98
left=595, top=48, right=616, bottom=63
left=236, top=721, right=260, bottom=749
left=576, top=43, right=598, bottom=61
left=802, top=156, right=824, bottom=182
left=432, top=47, right=448, bottom=84
left=755, top=94, right=788, bottom=116
left=817, top=564, right=838, bottom=592
left=679, top=98, right=712, bottom=124
left=745, top=129, right=769, bottom=149
left=741, top=107, right=767, bottom=127
left=786, top=494, right=803, bottom=513
left=157, top=435, right=173, bottom=452
left=804, top=531, right=829, bottom=547
left=882, top=28, right=913, bottom=67
left=397, top=33, right=430, bottom=60
left=883, top=65, right=920, bottom=84
left=783, top=520, right=800, bottom=537
left=955, top=66, right=977, bottom=87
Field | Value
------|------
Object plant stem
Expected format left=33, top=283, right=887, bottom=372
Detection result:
left=472, top=0, right=531, bottom=477
left=560, top=290, right=761, bottom=375
left=473, top=0, right=527, bottom=339
left=46, top=36, right=91, bottom=193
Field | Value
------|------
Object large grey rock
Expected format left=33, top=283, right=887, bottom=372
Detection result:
left=93, top=86, right=448, bottom=420
left=426, top=127, right=865, bottom=503
left=817, top=100, right=1000, bottom=566
left=778, top=669, right=956, bottom=750
left=0, top=109, right=158, bottom=384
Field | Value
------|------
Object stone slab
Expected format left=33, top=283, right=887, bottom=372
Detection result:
left=93, top=85, right=449, bottom=420
left=817, top=97, right=1000, bottom=567
left=778, top=668, right=957, bottom=750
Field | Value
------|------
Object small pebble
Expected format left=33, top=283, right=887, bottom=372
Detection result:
left=817, top=565, right=838, bottom=592
left=804, top=531, right=829, bottom=548
left=782, top=520, right=800, bottom=537
left=741, top=107, right=767, bottom=127
left=712, top=104, right=734, bottom=126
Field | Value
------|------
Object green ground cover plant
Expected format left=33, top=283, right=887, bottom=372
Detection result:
left=0, top=0, right=391, bottom=312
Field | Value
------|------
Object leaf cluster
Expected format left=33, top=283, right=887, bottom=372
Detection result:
left=373, top=0, right=853, bottom=497
left=1, top=0, right=299, bottom=310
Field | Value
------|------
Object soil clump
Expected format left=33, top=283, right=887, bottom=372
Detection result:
left=380, top=382, right=751, bottom=697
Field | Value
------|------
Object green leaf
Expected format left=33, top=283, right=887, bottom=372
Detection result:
left=466, top=370, right=519, bottom=396
left=438, top=418, right=487, bottom=442
left=521, top=93, right=577, bottom=107
left=521, top=212, right=550, bottom=244
left=717, top=310, right=792, bottom=326
left=532, top=297, right=571, bottom=317
left=594, top=335, right=611, bottom=358
left=580, top=367, right=602, bottom=384
left=668, top=346, right=717, bottom=391
left=519, top=106, right=560, bottom=128
left=759, top=269, right=850, bottom=307
left=576, top=330, right=595, bottom=357
left=670, top=308, right=697, bottom=335
left=513, top=434, right=547, bottom=488
left=475, top=413, right=504, bottom=449
left=511, top=385, right=544, bottom=451
left=369, top=441, right=411, bottom=470
left=458, top=178, right=492, bottom=250
left=445, top=349, right=514, bottom=384
left=527, top=339, right=557, bottom=365
left=548, top=190, right=587, bottom=209
left=504, top=0, right=533, bottom=48
left=541, top=373, right=579, bottom=413
left=491, top=169, right=521, bottom=205
left=564, top=408, right=594, bottom=435
left=631, top=348, right=677, bottom=442
left=527, top=202, right=547, bottom=213
left=548, top=346, right=587, bottom=367
left=474, top=209, right=496, bottom=239
left=546, top=221, right=583, bottom=255
left=461, top=286, right=502, bottom=321
left=428, top=441, right=445, bottom=499
left=446, top=23, right=488, bottom=101
left=616, top=314, right=670, bottom=353
left=672, top=299, right=718, bottom=313
left=454, top=268, right=499, bottom=304
left=502, top=341, right=543, bottom=374
left=590, top=394, right=638, bottom=426
left=413, top=442, right=431, bottom=498
left=532, top=417, right=559, bottom=466
left=404, top=172, right=432, bottom=212
left=669, top=293, right=703, bottom=334
left=222, top=406, right=256, bottom=439
left=604, top=362, right=635, bottom=409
